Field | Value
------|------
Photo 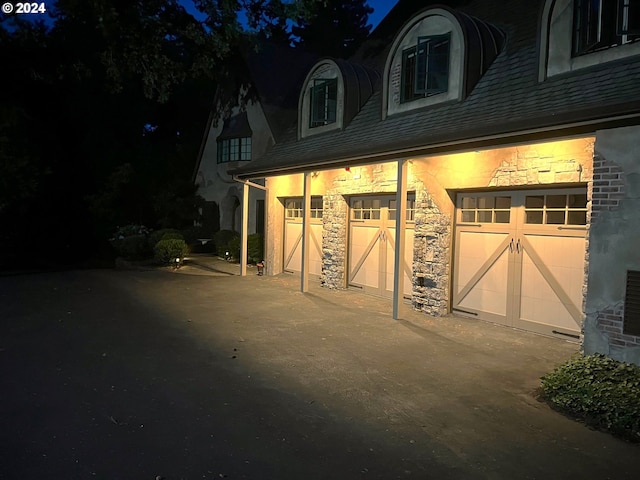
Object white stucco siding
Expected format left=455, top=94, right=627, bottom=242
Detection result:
left=195, top=97, right=270, bottom=234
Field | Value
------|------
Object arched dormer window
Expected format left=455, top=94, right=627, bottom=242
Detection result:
left=540, top=0, right=640, bottom=80
left=299, top=60, right=344, bottom=138
left=383, top=7, right=504, bottom=119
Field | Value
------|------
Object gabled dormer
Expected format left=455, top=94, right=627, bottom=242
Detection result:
left=382, top=6, right=504, bottom=119
left=540, top=0, right=640, bottom=80
left=298, top=59, right=379, bottom=139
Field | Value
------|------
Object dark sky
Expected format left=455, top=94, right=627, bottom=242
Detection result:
left=178, top=0, right=397, bottom=31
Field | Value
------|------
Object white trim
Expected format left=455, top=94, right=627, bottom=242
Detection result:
left=382, top=8, right=465, bottom=119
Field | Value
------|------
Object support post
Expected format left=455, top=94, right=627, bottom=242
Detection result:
left=240, top=182, right=249, bottom=276
left=301, top=171, right=311, bottom=292
left=393, top=159, right=408, bottom=319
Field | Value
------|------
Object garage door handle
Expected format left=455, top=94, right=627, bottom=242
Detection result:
left=516, top=239, right=521, bottom=254
left=509, top=239, right=514, bottom=253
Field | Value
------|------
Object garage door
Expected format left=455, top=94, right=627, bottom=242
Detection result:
left=348, top=195, right=414, bottom=298
left=283, top=197, right=323, bottom=276
left=453, top=188, right=587, bottom=340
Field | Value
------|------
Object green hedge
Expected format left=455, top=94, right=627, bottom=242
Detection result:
left=540, top=353, right=640, bottom=442
left=148, top=228, right=184, bottom=249
left=154, top=238, right=189, bottom=265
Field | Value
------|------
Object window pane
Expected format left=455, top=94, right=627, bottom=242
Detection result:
left=477, top=197, right=495, bottom=209
left=568, top=211, right=587, bottom=225
left=546, top=211, right=566, bottom=224
left=525, top=196, right=544, bottom=208
left=461, top=197, right=476, bottom=209
left=495, top=211, right=511, bottom=223
left=310, top=79, right=337, bottom=127
left=462, top=211, right=476, bottom=222
left=388, top=210, right=396, bottom=221
left=526, top=211, right=544, bottom=224
left=353, top=200, right=362, bottom=209
left=547, top=195, right=567, bottom=208
left=495, top=196, right=511, bottom=209
left=401, top=47, right=417, bottom=103
left=478, top=211, right=493, bottom=223
left=568, top=194, right=587, bottom=208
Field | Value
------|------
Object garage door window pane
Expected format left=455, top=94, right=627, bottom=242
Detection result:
left=547, top=195, right=566, bottom=208
left=526, top=211, right=544, bottom=224
left=461, top=197, right=476, bottom=209
left=495, top=211, right=510, bottom=223
left=525, top=196, right=544, bottom=208
left=478, top=211, right=493, bottom=223
left=569, top=194, right=587, bottom=208
left=546, top=211, right=566, bottom=224
left=495, top=197, right=511, bottom=209
left=568, top=211, right=587, bottom=225
left=462, top=210, right=476, bottom=222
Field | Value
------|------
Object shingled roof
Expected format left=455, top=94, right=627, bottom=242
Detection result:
left=231, top=0, right=640, bottom=179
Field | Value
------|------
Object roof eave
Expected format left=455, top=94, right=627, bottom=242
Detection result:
left=231, top=102, right=640, bottom=180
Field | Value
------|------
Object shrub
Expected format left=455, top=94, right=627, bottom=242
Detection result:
left=540, top=353, right=640, bottom=442
left=148, top=228, right=184, bottom=249
left=247, top=233, right=263, bottom=264
left=110, top=224, right=151, bottom=260
left=154, top=238, right=189, bottom=265
left=213, top=230, right=240, bottom=258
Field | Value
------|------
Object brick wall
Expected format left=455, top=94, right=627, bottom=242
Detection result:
left=590, top=152, right=640, bottom=348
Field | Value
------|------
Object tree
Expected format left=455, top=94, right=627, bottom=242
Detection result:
left=291, top=0, right=373, bottom=58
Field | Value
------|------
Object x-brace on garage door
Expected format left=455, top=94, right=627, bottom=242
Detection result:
left=348, top=195, right=414, bottom=298
left=453, top=188, right=587, bottom=340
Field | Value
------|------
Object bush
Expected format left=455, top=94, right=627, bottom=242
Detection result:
left=110, top=224, right=151, bottom=260
left=213, top=230, right=240, bottom=258
left=540, top=353, right=640, bottom=442
left=148, top=228, right=184, bottom=249
left=248, top=233, right=263, bottom=264
left=154, top=238, right=189, bottom=265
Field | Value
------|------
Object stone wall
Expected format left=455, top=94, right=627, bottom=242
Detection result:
left=488, top=146, right=592, bottom=186
left=320, top=193, right=348, bottom=289
left=412, top=189, right=451, bottom=316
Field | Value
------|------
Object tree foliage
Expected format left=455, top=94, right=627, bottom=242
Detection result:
left=0, top=0, right=375, bottom=269
left=291, top=0, right=373, bottom=57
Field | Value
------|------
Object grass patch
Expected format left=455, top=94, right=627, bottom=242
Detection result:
left=540, top=353, right=640, bottom=442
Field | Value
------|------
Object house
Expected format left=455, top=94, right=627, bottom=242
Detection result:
left=193, top=42, right=317, bottom=240
left=218, top=0, right=640, bottom=365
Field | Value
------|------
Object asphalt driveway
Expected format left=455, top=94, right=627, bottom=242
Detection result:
left=1, top=267, right=638, bottom=479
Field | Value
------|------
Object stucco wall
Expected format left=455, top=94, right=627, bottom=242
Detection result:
left=194, top=99, right=270, bottom=234
left=543, top=0, right=640, bottom=78
left=584, top=126, right=640, bottom=365
left=385, top=8, right=464, bottom=118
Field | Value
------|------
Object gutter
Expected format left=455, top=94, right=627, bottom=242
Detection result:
left=230, top=109, right=640, bottom=180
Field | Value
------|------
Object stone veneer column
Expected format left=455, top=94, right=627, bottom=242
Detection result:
left=321, top=193, right=348, bottom=289
left=412, top=188, right=451, bottom=317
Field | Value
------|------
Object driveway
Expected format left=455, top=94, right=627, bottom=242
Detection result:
left=1, top=267, right=638, bottom=479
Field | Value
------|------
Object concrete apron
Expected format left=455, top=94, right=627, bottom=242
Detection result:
left=139, top=269, right=637, bottom=477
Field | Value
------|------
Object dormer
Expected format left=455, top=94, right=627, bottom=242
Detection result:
left=383, top=6, right=504, bottom=119
left=540, top=0, right=640, bottom=80
left=298, top=59, right=379, bottom=139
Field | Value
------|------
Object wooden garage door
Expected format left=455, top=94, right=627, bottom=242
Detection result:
left=348, top=195, right=414, bottom=298
left=453, top=188, right=587, bottom=340
left=283, top=197, right=323, bottom=276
